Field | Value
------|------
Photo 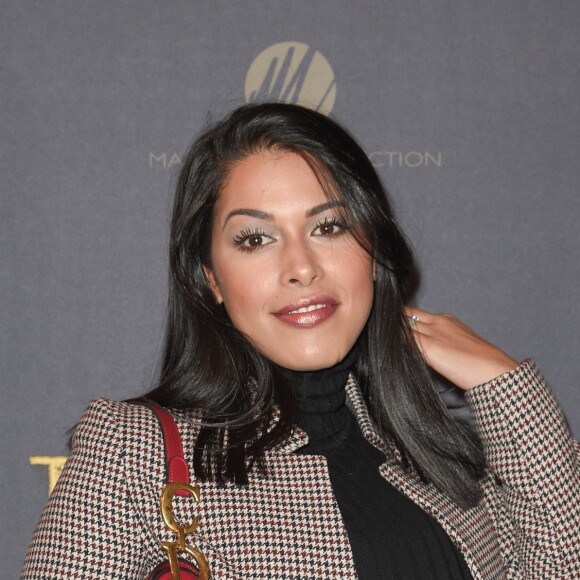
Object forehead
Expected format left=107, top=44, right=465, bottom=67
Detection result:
left=215, top=151, right=332, bottom=215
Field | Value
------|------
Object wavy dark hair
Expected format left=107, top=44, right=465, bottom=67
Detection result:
left=145, top=102, right=485, bottom=507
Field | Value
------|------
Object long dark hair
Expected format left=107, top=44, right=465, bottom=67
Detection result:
left=145, top=102, right=485, bottom=507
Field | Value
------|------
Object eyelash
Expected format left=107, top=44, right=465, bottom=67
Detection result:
left=232, top=228, right=273, bottom=252
left=231, top=217, right=349, bottom=253
left=312, top=216, right=349, bottom=236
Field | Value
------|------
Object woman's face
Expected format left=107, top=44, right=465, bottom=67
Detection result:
left=206, top=151, right=374, bottom=370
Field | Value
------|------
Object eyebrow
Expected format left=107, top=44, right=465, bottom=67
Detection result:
left=306, top=200, right=345, bottom=217
left=223, top=200, right=345, bottom=229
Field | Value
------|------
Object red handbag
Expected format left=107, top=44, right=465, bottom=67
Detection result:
left=147, top=559, right=202, bottom=580
left=144, top=402, right=211, bottom=580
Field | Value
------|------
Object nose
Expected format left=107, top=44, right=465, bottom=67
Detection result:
left=280, top=239, right=322, bottom=287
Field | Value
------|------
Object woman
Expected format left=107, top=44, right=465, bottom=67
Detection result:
left=22, top=103, right=578, bottom=578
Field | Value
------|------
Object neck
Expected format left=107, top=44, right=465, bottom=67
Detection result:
left=280, top=348, right=357, bottom=447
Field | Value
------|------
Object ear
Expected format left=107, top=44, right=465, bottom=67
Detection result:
left=203, top=265, right=224, bottom=304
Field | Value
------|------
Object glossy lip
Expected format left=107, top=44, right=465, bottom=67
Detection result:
left=272, top=295, right=339, bottom=328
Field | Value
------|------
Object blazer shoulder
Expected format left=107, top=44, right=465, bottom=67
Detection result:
left=77, top=398, right=202, bottom=436
left=83, top=397, right=202, bottom=482
left=73, top=398, right=201, bottom=479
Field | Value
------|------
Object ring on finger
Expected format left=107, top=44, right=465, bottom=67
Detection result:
left=408, top=314, right=420, bottom=327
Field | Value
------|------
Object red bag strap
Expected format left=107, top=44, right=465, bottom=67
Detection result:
left=143, top=401, right=191, bottom=497
left=141, top=402, right=211, bottom=579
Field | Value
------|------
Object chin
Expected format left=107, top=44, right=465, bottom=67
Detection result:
left=274, top=349, right=346, bottom=372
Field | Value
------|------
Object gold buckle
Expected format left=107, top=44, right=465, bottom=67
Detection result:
left=160, top=482, right=211, bottom=579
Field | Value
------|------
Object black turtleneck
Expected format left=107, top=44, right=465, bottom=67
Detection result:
left=284, top=353, right=473, bottom=580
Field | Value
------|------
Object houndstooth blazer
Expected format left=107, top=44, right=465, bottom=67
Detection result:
left=22, top=360, right=579, bottom=579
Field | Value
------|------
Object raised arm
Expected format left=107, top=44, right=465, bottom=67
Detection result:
left=406, top=308, right=579, bottom=577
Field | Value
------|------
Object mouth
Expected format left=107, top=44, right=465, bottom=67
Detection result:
left=273, top=296, right=339, bottom=328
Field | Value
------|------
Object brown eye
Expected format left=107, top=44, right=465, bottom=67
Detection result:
left=247, top=235, right=264, bottom=247
left=319, top=223, right=337, bottom=236
left=232, top=229, right=274, bottom=252
left=313, top=217, right=347, bottom=237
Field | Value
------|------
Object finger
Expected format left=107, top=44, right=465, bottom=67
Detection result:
left=408, top=313, right=421, bottom=329
left=403, top=307, right=433, bottom=331
left=403, top=306, right=434, bottom=322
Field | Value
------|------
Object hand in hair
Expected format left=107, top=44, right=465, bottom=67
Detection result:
left=405, top=307, right=519, bottom=391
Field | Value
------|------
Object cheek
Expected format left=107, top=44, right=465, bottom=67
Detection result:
left=346, top=248, right=374, bottom=289
left=355, top=279, right=374, bottom=322
left=215, top=265, right=274, bottom=321
left=348, top=256, right=375, bottom=322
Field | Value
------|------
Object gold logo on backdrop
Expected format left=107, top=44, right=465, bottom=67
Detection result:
left=245, top=42, right=336, bottom=114
left=30, top=456, right=68, bottom=495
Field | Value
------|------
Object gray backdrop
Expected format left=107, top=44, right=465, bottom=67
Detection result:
left=2, top=1, right=579, bottom=575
